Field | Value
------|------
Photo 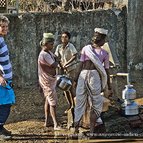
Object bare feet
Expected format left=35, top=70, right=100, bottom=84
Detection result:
left=54, top=126, right=62, bottom=131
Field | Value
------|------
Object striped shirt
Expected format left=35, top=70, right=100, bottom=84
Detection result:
left=0, top=36, right=12, bottom=80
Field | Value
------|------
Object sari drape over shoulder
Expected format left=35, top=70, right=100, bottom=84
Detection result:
left=74, top=45, right=107, bottom=124
left=84, top=45, right=107, bottom=90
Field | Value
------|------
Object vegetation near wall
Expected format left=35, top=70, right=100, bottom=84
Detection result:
left=7, top=0, right=127, bottom=12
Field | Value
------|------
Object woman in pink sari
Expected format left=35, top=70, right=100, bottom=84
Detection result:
left=38, top=33, right=61, bottom=130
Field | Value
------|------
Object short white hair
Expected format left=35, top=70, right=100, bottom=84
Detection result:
left=0, top=15, right=10, bottom=24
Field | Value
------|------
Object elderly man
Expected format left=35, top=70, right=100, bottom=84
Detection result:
left=74, top=28, right=111, bottom=133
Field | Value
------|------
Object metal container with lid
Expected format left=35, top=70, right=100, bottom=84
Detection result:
left=125, top=101, right=139, bottom=116
left=122, top=85, right=136, bottom=100
left=56, top=75, right=72, bottom=91
left=123, top=99, right=134, bottom=105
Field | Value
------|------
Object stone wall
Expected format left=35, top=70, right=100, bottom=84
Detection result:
left=127, top=0, right=143, bottom=97
left=5, top=9, right=127, bottom=88
left=4, top=8, right=127, bottom=91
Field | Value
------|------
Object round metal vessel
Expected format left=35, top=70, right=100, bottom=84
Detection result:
left=122, top=85, right=136, bottom=100
left=57, top=75, right=72, bottom=91
left=125, top=101, right=139, bottom=116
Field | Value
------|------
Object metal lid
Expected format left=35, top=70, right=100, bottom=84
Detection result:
left=125, top=84, right=133, bottom=88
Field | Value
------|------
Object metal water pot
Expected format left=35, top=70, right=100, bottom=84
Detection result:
left=122, top=85, right=136, bottom=100
left=56, top=75, right=72, bottom=91
left=125, top=101, right=139, bottom=116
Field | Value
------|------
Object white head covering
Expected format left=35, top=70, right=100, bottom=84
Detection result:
left=94, top=28, right=108, bottom=35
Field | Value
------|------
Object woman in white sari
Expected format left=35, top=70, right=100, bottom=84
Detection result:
left=74, top=28, right=109, bottom=133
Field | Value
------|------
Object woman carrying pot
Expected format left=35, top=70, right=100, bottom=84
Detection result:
left=38, top=33, right=61, bottom=130
left=73, top=28, right=111, bottom=133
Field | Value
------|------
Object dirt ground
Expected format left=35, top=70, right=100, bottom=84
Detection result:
left=1, top=86, right=143, bottom=143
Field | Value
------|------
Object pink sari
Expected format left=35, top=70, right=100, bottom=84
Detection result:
left=38, top=50, right=57, bottom=106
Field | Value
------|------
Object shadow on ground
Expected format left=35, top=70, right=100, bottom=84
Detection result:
left=2, top=87, right=143, bottom=143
